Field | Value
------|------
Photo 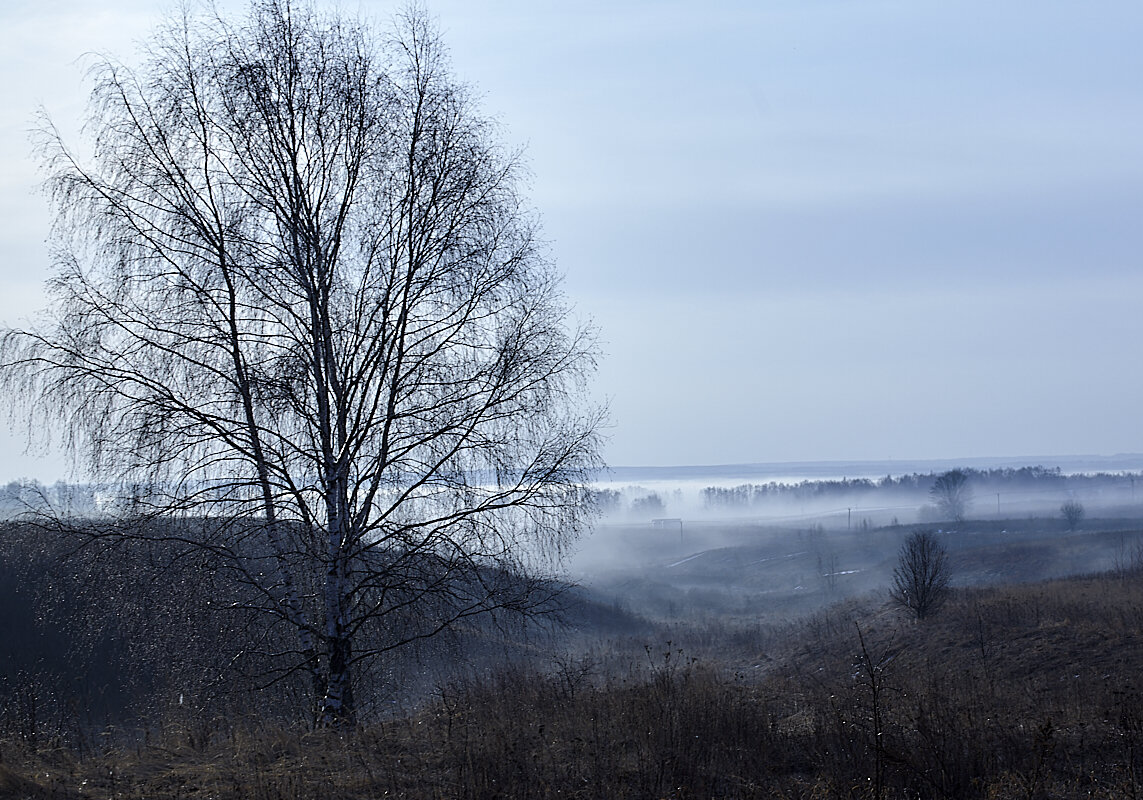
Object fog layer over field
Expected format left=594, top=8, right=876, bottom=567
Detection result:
left=570, top=457, right=1143, bottom=623
left=592, top=455, right=1143, bottom=524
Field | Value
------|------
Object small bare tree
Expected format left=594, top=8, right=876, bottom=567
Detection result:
left=1061, top=499, right=1085, bottom=531
left=1, top=0, right=602, bottom=724
left=890, top=530, right=951, bottom=620
left=930, top=469, right=970, bottom=523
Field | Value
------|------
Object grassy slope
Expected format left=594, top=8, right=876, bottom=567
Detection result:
left=4, top=569, right=1143, bottom=799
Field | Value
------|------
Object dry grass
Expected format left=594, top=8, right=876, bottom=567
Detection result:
left=5, top=571, right=1143, bottom=798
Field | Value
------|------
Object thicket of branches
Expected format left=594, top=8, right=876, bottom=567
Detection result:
left=0, top=519, right=600, bottom=733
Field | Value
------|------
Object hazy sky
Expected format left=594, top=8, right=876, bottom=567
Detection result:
left=2, top=1, right=1143, bottom=479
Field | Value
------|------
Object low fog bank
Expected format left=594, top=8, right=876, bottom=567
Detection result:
left=4, top=461, right=1142, bottom=629
left=572, top=460, right=1143, bottom=624
left=590, top=461, right=1143, bottom=525
left=569, top=517, right=1143, bottom=626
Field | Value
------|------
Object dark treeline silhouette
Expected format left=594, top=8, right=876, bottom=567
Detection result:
left=701, top=466, right=1140, bottom=510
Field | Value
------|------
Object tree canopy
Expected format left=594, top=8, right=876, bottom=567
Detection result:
left=1, top=0, right=602, bottom=724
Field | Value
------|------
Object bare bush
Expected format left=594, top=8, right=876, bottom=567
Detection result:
left=890, top=530, right=951, bottom=620
left=1061, top=499, right=1085, bottom=531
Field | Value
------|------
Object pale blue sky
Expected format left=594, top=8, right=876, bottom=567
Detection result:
left=2, top=1, right=1142, bottom=478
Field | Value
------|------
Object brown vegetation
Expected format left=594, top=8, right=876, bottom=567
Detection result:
left=4, top=565, right=1143, bottom=798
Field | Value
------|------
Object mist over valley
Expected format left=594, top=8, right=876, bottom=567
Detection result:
left=3, top=0, right=1143, bottom=794
left=566, top=456, right=1143, bottom=625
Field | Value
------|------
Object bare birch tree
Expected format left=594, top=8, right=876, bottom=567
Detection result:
left=1, top=0, right=602, bottom=724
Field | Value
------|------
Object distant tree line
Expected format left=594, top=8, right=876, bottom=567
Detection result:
left=701, top=466, right=1141, bottom=510
left=589, top=488, right=668, bottom=518
left=0, top=481, right=100, bottom=515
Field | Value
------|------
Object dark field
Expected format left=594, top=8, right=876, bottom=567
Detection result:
left=571, top=514, right=1143, bottom=622
left=4, top=513, right=1143, bottom=798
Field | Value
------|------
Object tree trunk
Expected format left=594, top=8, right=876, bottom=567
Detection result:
left=319, top=629, right=354, bottom=725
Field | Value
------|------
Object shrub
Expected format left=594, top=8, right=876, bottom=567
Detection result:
left=890, top=530, right=952, bottom=620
